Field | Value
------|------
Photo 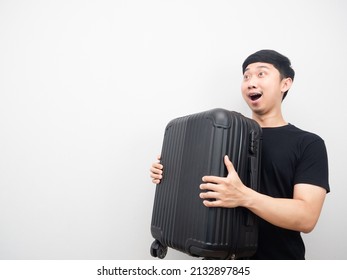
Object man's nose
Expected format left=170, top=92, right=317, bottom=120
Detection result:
left=247, top=79, right=257, bottom=89
left=246, top=75, right=258, bottom=89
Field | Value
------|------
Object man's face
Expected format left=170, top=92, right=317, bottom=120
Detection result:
left=241, top=62, right=289, bottom=116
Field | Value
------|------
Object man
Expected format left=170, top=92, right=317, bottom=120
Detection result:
left=150, top=50, right=330, bottom=259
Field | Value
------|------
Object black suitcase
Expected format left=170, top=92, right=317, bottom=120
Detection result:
left=150, top=108, right=262, bottom=259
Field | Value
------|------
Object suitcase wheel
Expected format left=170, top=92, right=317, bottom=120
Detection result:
left=150, top=240, right=167, bottom=259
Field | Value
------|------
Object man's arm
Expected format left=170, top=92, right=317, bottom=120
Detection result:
left=243, top=183, right=326, bottom=233
left=199, top=156, right=327, bottom=233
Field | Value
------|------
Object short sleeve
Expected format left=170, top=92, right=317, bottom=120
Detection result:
left=294, top=138, right=330, bottom=193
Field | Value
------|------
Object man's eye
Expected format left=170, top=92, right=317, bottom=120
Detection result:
left=258, top=72, right=265, bottom=77
left=243, top=74, right=250, bottom=80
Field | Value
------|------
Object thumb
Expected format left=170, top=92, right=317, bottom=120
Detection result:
left=224, top=155, right=235, bottom=175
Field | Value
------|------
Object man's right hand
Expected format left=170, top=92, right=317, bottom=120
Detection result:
left=150, top=155, right=163, bottom=184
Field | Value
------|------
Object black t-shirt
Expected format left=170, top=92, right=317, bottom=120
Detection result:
left=251, top=124, right=330, bottom=260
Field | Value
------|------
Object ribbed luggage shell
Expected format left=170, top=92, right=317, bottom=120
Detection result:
left=150, top=108, right=262, bottom=259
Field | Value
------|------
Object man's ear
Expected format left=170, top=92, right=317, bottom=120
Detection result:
left=281, top=77, right=293, bottom=93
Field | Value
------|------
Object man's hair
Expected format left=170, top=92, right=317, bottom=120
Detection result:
left=242, top=49, right=295, bottom=100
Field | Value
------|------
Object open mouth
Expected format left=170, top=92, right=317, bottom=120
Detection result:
left=249, top=93, right=262, bottom=101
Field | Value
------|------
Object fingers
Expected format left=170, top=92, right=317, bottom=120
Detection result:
left=201, top=175, right=222, bottom=185
left=200, top=156, right=235, bottom=184
left=199, top=156, right=236, bottom=208
left=152, top=178, right=161, bottom=184
left=200, top=181, right=219, bottom=191
left=150, top=158, right=163, bottom=184
left=150, top=162, right=163, bottom=173
left=199, top=181, right=221, bottom=207
left=199, top=190, right=223, bottom=207
left=202, top=199, right=222, bottom=207
left=199, top=159, right=227, bottom=206
left=224, top=155, right=235, bottom=175
left=199, top=188, right=217, bottom=200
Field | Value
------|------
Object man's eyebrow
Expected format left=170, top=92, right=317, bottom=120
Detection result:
left=244, top=65, right=271, bottom=72
left=257, top=65, right=271, bottom=69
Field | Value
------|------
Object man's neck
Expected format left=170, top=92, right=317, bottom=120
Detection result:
left=252, top=113, right=288, bottom=128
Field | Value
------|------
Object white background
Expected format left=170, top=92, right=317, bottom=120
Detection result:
left=0, top=0, right=346, bottom=260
